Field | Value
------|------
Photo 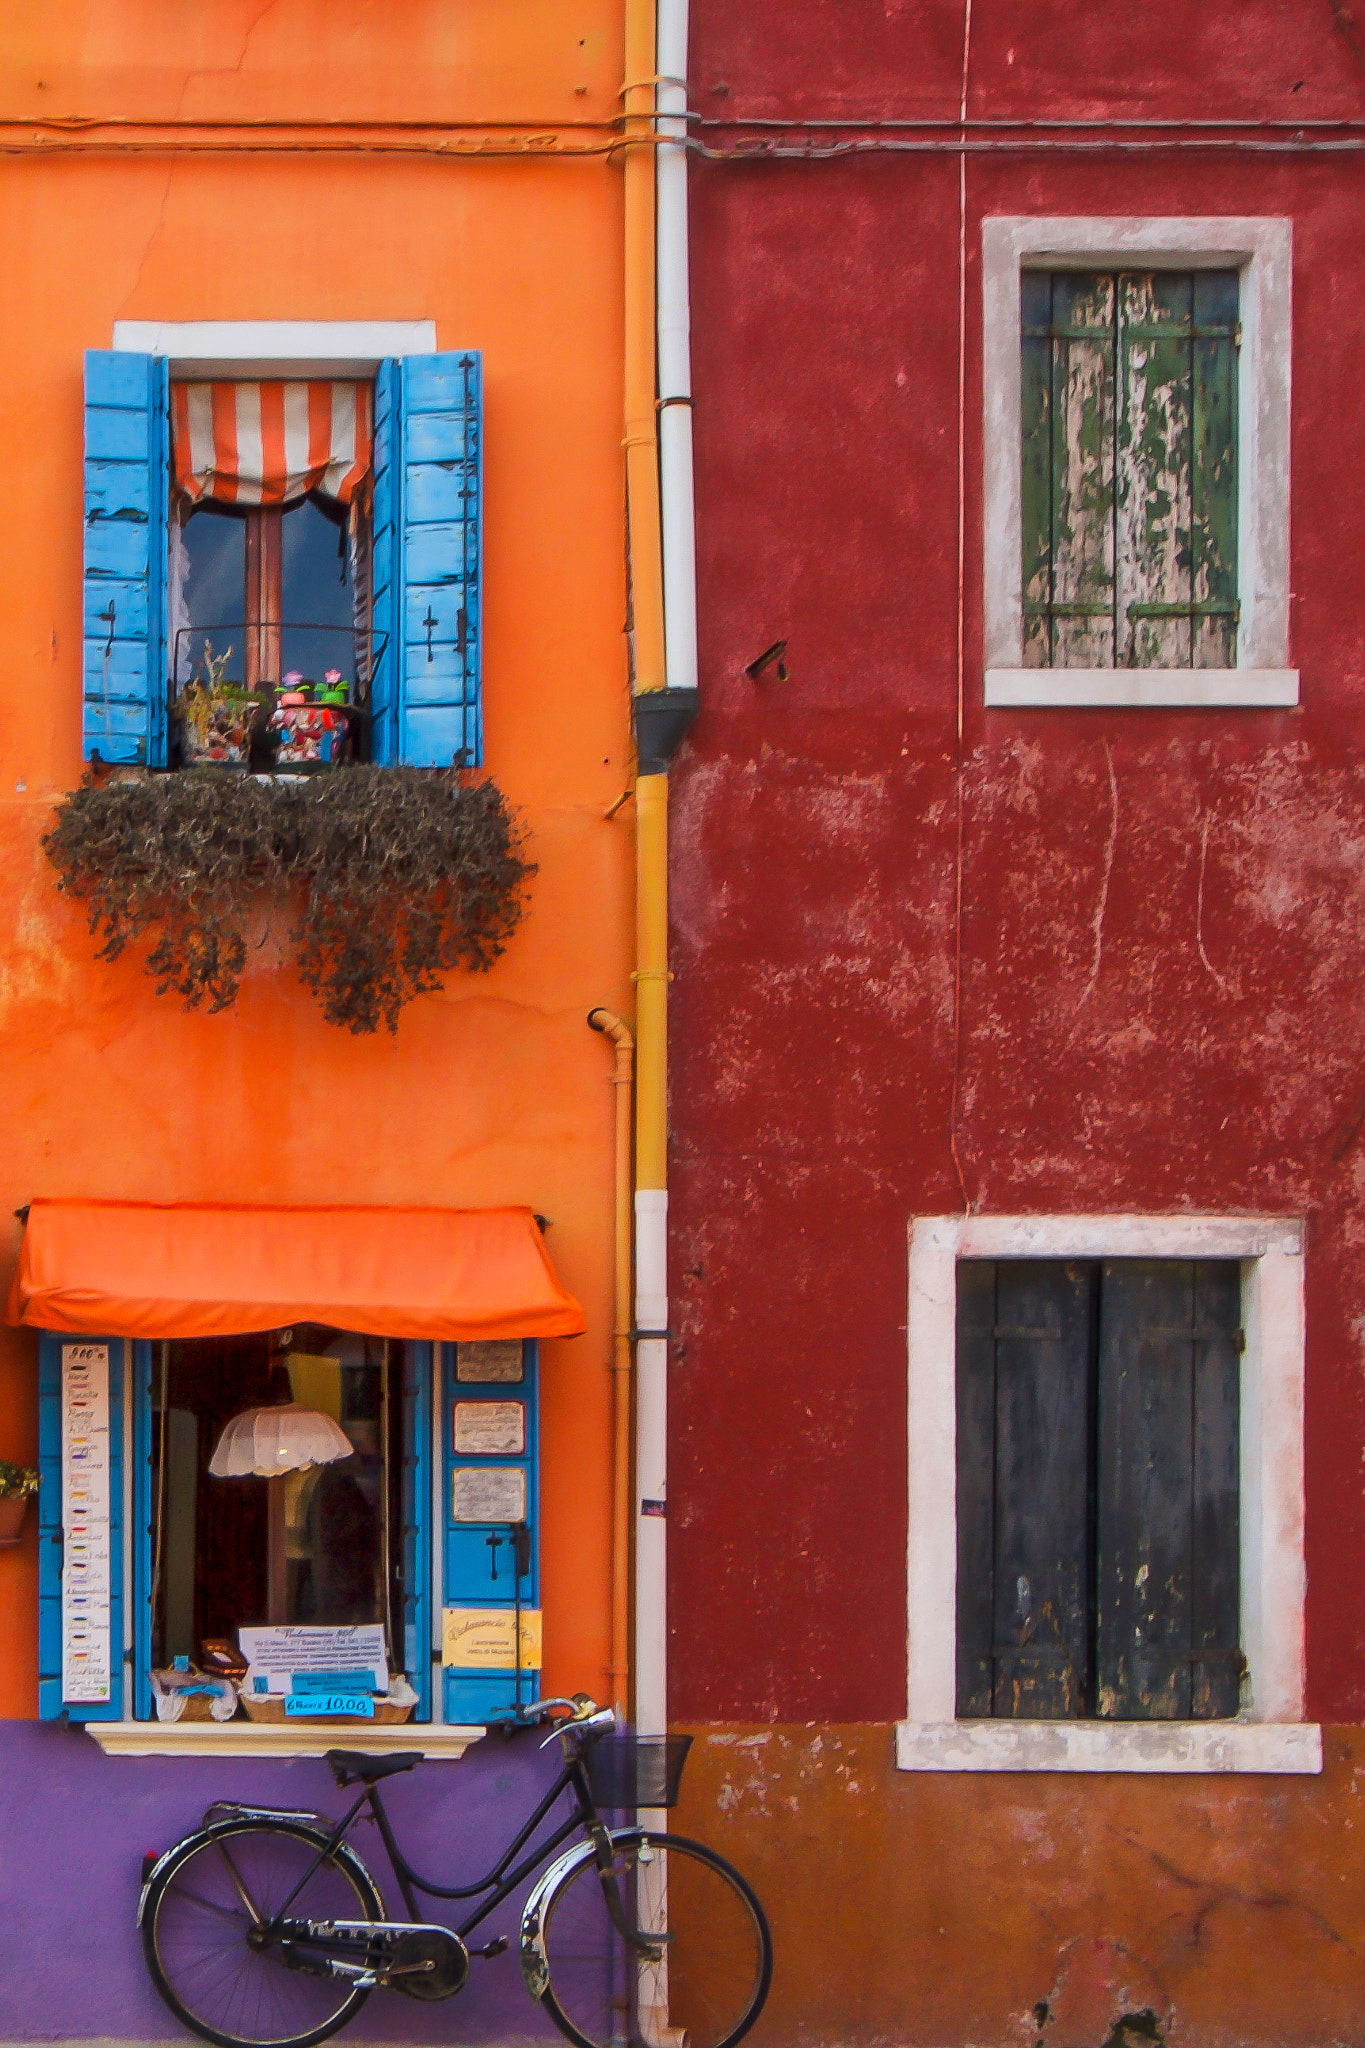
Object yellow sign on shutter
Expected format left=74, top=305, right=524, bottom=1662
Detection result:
left=442, top=1606, right=542, bottom=1669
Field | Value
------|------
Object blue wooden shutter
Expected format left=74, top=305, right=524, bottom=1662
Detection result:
left=401, top=1342, right=434, bottom=1720
left=131, top=1340, right=155, bottom=1722
left=370, top=353, right=483, bottom=769
left=442, top=1341, right=540, bottom=1724
left=83, top=351, right=169, bottom=765
left=37, top=1335, right=126, bottom=1723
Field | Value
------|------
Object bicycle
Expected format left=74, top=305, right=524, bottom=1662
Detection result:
left=137, top=1694, right=773, bottom=2048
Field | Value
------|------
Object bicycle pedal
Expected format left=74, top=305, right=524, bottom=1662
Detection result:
left=471, top=1935, right=509, bottom=1959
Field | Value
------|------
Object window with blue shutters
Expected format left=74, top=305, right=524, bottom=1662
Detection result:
left=81, top=349, right=483, bottom=771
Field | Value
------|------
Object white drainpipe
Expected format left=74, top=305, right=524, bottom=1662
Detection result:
left=634, top=0, right=696, bottom=1747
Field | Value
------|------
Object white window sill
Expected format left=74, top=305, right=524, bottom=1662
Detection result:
left=985, top=668, right=1300, bottom=709
left=85, top=1721, right=486, bottom=1761
left=895, top=1719, right=1322, bottom=1774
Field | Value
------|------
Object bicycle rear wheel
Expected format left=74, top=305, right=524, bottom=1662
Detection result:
left=538, top=1830, right=772, bottom=2048
left=143, top=1818, right=384, bottom=2048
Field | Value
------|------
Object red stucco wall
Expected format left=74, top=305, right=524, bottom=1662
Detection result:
left=671, top=0, right=1365, bottom=1727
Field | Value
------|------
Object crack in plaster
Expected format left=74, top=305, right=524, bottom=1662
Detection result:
left=1075, top=740, right=1118, bottom=1014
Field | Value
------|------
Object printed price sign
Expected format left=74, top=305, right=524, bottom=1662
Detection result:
left=284, top=1693, right=375, bottom=1718
left=239, top=1624, right=388, bottom=1699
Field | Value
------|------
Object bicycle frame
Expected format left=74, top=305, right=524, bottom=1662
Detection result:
left=257, top=1739, right=613, bottom=1945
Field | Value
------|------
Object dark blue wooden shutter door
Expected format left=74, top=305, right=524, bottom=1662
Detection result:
left=83, top=351, right=168, bottom=766
left=37, top=1334, right=125, bottom=1722
left=990, top=1262, right=1096, bottom=1718
left=401, top=1341, right=433, bottom=1720
left=398, top=353, right=483, bottom=769
left=442, top=1340, right=539, bottom=1724
left=1096, top=1260, right=1241, bottom=1719
left=369, top=359, right=400, bottom=767
left=955, top=1261, right=998, bottom=1716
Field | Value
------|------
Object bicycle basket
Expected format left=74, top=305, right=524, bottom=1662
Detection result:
left=581, top=1731, right=693, bottom=1809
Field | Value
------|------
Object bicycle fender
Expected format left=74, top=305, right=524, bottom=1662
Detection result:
left=519, top=1827, right=646, bottom=2000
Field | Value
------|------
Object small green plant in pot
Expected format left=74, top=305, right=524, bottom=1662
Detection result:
left=0, top=1462, right=38, bottom=1546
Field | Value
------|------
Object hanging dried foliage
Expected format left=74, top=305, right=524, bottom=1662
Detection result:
left=42, top=767, right=534, bottom=1034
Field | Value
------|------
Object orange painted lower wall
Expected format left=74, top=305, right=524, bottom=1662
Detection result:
left=675, top=1725, right=1365, bottom=2048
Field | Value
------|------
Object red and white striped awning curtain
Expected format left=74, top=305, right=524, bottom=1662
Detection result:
left=171, top=381, right=373, bottom=509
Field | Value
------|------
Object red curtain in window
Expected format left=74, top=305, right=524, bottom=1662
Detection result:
left=172, top=382, right=373, bottom=509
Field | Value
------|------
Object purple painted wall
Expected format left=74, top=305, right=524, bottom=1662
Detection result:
left=3, top=1723, right=565, bottom=2040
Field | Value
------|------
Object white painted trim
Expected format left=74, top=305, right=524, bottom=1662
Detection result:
left=902, top=1213, right=1316, bottom=1773
left=86, top=1721, right=484, bottom=1759
left=895, top=1720, right=1321, bottom=1774
left=982, top=216, right=1293, bottom=695
left=985, top=668, right=1299, bottom=709
left=111, top=320, right=438, bottom=377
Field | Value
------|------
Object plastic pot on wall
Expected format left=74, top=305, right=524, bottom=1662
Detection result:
left=0, top=1495, right=30, bottom=1546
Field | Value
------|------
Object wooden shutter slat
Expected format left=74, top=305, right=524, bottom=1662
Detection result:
left=1020, top=273, right=1055, bottom=669
left=955, top=1261, right=998, bottom=1716
left=990, top=1261, right=1096, bottom=1718
left=1051, top=274, right=1116, bottom=669
left=1191, top=1262, right=1241, bottom=1716
left=1117, top=273, right=1194, bottom=670
left=1191, top=270, right=1240, bottom=669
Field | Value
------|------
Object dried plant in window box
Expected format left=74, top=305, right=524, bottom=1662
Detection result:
left=42, top=767, right=533, bottom=1034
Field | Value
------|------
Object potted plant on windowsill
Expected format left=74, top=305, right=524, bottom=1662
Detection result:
left=0, top=1464, right=38, bottom=1546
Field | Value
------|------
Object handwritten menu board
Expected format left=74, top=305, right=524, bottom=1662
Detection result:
left=61, top=1343, right=112, bottom=1706
left=452, top=1466, right=527, bottom=1523
left=453, top=1401, right=525, bottom=1456
left=456, top=1341, right=523, bottom=1383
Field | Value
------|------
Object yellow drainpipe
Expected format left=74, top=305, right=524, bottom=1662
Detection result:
left=587, top=1007, right=635, bottom=1718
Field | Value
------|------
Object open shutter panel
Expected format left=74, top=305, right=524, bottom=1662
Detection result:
left=371, top=353, right=483, bottom=769
left=400, top=1341, right=434, bottom=1720
left=442, top=1340, right=539, bottom=1724
left=83, top=351, right=169, bottom=766
left=131, top=1340, right=155, bottom=1723
left=38, top=1335, right=125, bottom=1722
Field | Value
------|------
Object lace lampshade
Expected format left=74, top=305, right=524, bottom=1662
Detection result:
left=208, top=1402, right=353, bottom=1479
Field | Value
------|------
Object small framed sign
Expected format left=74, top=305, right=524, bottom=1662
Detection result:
left=456, top=1341, right=524, bottom=1384
left=442, top=1607, right=542, bottom=1669
left=452, top=1466, right=527, bottom=1523
left=453, top=1401, right=525, bottom=1456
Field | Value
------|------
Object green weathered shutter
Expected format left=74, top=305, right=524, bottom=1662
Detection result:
left=1021, top=270, right=1238, bottom=671
left=1095, top=1260, right=1241, bottom=1720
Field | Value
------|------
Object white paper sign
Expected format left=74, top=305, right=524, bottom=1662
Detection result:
left=238, top=1623, right=389, bottom=1699
left=452, top=1466, right=527, bottom=1523
left=61, top=1343, right=112, bottom=1705
left=453, top=1402, right=526, bottom=1456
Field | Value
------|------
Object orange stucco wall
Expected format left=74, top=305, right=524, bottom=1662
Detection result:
left=0, top=0, right=631, bottom=1715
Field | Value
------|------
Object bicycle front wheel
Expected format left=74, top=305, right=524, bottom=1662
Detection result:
left=143, top=1818, right=385, bottom=2048
left=539, top=1830, right=772, bottom=2048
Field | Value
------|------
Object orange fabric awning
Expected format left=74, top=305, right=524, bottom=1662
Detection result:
left=7, top=1199, right=586, bottom=1342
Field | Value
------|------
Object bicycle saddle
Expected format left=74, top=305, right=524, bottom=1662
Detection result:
left=325, top=1749, right=423, bottom=1786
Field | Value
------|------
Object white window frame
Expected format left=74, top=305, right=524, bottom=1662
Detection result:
left=982, top=217, right=1298, bottom=710
left=111, top=319, right=436, bottom=376
left=898, top=1214, right=1321, bottom=1773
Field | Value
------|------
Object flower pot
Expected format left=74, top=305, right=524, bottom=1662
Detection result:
left=0, top=1494, right=31, bottom=1546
